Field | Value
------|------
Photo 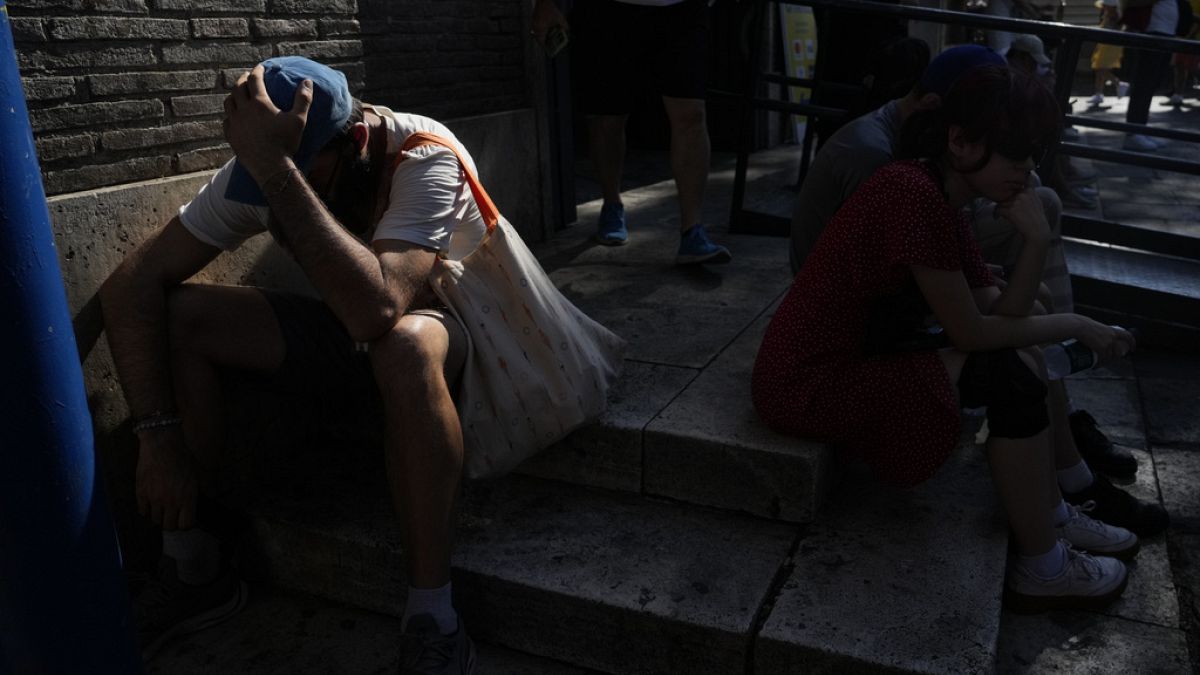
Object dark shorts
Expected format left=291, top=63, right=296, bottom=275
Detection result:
left=257, top=289, right=377, bottom=398
left=572, top=0, right=710, bottom=115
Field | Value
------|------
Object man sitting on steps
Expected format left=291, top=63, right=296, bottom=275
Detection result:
left=101, top=57, right=486, bottom=674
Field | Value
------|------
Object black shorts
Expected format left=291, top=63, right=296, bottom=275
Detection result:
left=572, top=0, right=711, bottom=115
left=257, top=289, right=377, bottom=398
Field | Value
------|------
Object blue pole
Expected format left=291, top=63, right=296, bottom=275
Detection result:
left=0, top=4, right=141, bottom=673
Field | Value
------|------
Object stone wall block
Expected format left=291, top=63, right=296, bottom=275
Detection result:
left=10, top=18, right=48, bottom=42
left=252, top=18, right=318, bottom=38
left=43, top=156, right=171, bottom=194
left=19, top=46, right=158, bottom=72
left=30, top=100, right=164, bottom=133
left=191, top=18, right=250, bottom=39
left=36, top=134, right=96, bottom=163
left=23, top=76, right=78, bottom=102
left=318, top=19, right=360, bottom=36
left=89, top=70, right=215, bottom=96
left=101, top=121, right=223, bottom=151
left=275, top=40, right=363, bottom=61
left=170, top=94, right=227, bottom=117
left=156, top=0, right=267, bottom=11
left=47, top=17, right=189, bottom=41
left=176, top=146, right=232, bottom=173
left=162, top=42, right=272, bottom=66
left=13, top=0, right=148, bottom=12
left=269, top=0, right=356, bottom=14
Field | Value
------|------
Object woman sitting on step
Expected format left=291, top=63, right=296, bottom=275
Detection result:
left=751, top=65, right=1138, bottom=612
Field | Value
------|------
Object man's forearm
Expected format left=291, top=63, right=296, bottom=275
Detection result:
left=258, top=160, right=405, bottom=342
left=100, top=270, right=179, bottom=421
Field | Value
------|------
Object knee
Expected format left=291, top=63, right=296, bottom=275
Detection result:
left=368, top=319, right=447, bottom=397
left=165, top=285, right=213, bottom=354
left=960, top=349, right=1049, bottom=439
left=667, top=101, right=707, bottom=134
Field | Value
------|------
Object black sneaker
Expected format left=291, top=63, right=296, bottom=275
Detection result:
left=1069, top=410, right=1137, bottom=481
left=399, top=614, right=476, bottom=674
left=1064, top=474, right=1169, bottom=537
left=135, top=557, right=248, bottom=658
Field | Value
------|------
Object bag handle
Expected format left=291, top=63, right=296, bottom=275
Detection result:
left=394, top=132, right=500, bottom=232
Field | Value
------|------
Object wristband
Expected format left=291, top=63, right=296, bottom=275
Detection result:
left=132, top=412, right=183, bottom=434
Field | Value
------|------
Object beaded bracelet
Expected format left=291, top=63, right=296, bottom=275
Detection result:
left=132, top=412, right=183, bottom=434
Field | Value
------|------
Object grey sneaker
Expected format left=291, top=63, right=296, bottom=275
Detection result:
left=1005, top=541, right=1127, bottom=613
left=1057, top=500, right=1140, bottom=561
left=399, top=614, right=476, bottom=674
left=136, top=557, right=248, bottom=657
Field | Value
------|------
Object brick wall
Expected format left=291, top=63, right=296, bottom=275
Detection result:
left=11, top=0, right=529, bottom=196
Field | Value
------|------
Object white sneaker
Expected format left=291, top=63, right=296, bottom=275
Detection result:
left=1087, top=93, right=1105, bottom=106
left=1057, top=500, right=1140, bottom=560
left=1006, top=542, right=1128, bottom=613
left=1123, top=134, right=1160, bottom=152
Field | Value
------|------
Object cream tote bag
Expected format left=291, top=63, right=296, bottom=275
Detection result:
left=396, top=133, right=626, bottom=479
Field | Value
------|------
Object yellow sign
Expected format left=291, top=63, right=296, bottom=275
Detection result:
left=779, top=4, right=817, bottom=142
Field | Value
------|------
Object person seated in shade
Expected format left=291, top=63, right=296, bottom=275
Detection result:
left=101, top=56, right=504, bottom=673
left=757, top=66, right=1140, bottom=610
left=788, top=45, right=1166, bottom=538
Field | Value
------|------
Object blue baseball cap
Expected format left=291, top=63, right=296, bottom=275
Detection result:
left=225, top=56, right=353, bottom=205
left=917, top=44, right=1007, bottom=97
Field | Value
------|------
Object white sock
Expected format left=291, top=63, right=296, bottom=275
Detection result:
left=1051, top=499, right=1072, bottom=526
left=1057, top=460, right=1095, bottom=494
left=402, top=582, right=457, bottom=635
left=1018, top=541, right=1068, bottom=580
left=162, top=529, right=222, bottom=585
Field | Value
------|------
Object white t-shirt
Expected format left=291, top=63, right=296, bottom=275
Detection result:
left=178, top=105, right=487, bottom=261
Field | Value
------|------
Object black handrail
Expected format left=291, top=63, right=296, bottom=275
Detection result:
left=727, top=0, right=1200, bottom=261
left=787, top=0, right=1200, bottom=55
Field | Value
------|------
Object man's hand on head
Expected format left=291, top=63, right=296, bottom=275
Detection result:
left=223, top=64, right=313, bottom=183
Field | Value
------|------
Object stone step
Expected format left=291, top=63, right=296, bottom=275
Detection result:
left=146, top=585, right=601, bottom=675
left=240, top=445, right=1008, bottom=674
left=518, top=227, right=834, bottom=523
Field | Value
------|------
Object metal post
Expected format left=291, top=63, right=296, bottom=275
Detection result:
left=0, top=4, right=142, bottom=673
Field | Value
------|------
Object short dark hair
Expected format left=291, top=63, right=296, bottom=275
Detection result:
left=898, top=65, right=1061, bottom=171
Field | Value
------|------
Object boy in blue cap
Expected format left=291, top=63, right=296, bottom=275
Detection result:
left=787, top=44, right=1167, bottom=540
left=101, top=56, right=482, bottom=673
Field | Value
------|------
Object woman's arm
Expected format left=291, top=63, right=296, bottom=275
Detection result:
left=912, top=264, right=1135, bottom=359
left=987, top=189, right=1052, bottom=316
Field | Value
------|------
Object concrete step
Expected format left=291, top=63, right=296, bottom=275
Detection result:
left=146, top=585, right=601, bottom=675
left=239, top=444, right=1009, bottom=674
left=242, top=473, right=799, bottom=675
left=518, top=211, right=834, bottom=523
left=1066, top=238, right=1200, bottom=348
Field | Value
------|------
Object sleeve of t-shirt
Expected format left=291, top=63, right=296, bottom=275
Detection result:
left=870, top=164, right=962, bottom=272
left=837, top=145, right=893, bottom=205
left=372, top=145, right=466, bottom=252
left=177, top=159, right=270, bottom=251
left=958, top=219, right=997, bottom=289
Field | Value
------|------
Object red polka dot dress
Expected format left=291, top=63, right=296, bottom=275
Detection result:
left=753, top=161, right=994, bottom=486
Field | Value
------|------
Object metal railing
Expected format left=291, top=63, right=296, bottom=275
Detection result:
left=721, top=0, right=1200, bottom=261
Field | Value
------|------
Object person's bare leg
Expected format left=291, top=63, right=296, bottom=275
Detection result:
left=369, top=313, right=467, bottom=590
left=939, top=348, right=1056, bottom=556
left=662, top=95, right=710, bottom=232
left=588, top=114, right=629, bottom=206
left=166, top=285, right=286, bottom=484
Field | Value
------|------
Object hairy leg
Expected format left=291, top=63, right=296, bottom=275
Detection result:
left=166, top=284, right=285, bottom=482
left=369, top=313, right=467, bottom=588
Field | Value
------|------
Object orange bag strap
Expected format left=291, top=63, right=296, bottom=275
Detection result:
left=394, top=132, right=500, bottom=232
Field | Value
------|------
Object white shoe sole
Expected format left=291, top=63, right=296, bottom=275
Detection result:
left=142, top=580, right=250, bottom=659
